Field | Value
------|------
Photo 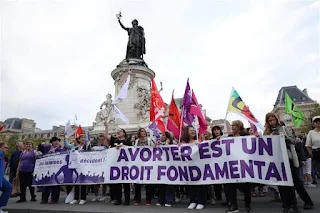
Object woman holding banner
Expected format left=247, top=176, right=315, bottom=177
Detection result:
left=182, top=125, right=206, bottom=210
left=156, top=131, right=176, bottom=207
left=69, top=133, right=91, bottom=205
left=105, top=122, right=131, bottom=205
left=40, top=136, right=63, bottom=204
left=91, top=134, right=108, bottom=203
left=132, top=128, right=154, bottom=206
left=225, top=121, right=252, bottom=213
left=211, top=125, right=224, bottom=202
left=264, top=113, right=301, bottom=213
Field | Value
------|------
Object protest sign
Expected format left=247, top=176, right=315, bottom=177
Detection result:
left=33, top=135, right=293, bottom=186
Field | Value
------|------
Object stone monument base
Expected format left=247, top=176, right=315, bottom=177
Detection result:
left=91, top=58, right=155, bottom=136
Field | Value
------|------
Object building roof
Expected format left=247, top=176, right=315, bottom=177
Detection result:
left=274, top=86, right=314, bottom=106
left=3, top=118, right=22, bottom=130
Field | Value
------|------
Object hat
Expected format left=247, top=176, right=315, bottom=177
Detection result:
left=212, top=125, right=222, bottom=131
left=312, top=116, right=320, bottom=122
left=50, top=136, right=61, bottom=143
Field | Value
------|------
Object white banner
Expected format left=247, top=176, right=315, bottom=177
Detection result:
left=33, top=136, right=293, bottom=186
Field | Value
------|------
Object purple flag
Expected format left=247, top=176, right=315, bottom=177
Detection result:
left=148, top=122, right=161, bottom=145
left=181, top=79, right=195, bottom=125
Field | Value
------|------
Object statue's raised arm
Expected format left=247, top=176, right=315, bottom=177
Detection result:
left=118, top=19, right=128, bottom=31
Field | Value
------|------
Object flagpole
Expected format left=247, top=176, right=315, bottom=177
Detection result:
left=224, top=87, right=234, bottom=131
left=178, top=106, right=184, bottom=144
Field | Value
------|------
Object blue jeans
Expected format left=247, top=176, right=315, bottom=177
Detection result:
left=0, top=177, right=12, bottom=208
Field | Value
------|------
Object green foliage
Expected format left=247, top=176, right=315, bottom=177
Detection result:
left=7, top=135, right=19, bottom=158
left=302, top=103, right=320, bottom=133
left=6, top=136, right=45, bottom=158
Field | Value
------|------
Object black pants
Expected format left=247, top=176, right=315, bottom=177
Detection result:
left=227, top=183, right=251, bottom=208
left=74, top=185, right=86, bottom=200
left=278, top=160, right=298, bottom=209
left=134, top=184, right=153, bottom=202
left=19, top=171, right=35, bottom=200
left=114, top=183, right=130, bottom=202
left=9, top=167, right=17, bottom=184
left=214, top=184, right=223, bottom=200
left=158, top=184, right=166, bottom=205
left=109, top=184, right=117, bottom=200
left=66, top=185, right=73, bottom=194
left=41, top=186, right=60, bottom=202
left=278, top=185, right=297, bottom=208
left=189, top=185, right=206, bottom=205
left=291, top=162, right=313, bottom=205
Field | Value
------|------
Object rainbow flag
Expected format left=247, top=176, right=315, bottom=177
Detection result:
left=227, top=88, right=264, bottom=130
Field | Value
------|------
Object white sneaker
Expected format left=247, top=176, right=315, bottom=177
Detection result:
left=196, top=204, right=205, bottom=210
left=79, top=200, right=86, bottom=205
left=99, top=196, right=107, bottom=202
left=188, top=203, right=197, bottom=210
left=165, top=204, right=172, bottom=207
left=0, top=210, right=8, bottom=213
left=307, top=184, right=316, bottom=188
left=156, top=203, right=162, bottom=206
left=92, top=197, right=98, bottom=202
left=70, top=199, right=79, bottom=204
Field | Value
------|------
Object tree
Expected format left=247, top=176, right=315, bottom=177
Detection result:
left=6, top=136, right=45, bottom=158
left=7, top=135, right=19, bottom=158
left=302, top=102, right=320, bottom=133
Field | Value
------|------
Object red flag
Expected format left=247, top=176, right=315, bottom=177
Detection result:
left=75, top=125, right=84, bottom=138
left=190, top=90, right=208, bottom=135
left=150, top=78, right=166, bottom=133
left=166, top=92, right=184, bottom=139
left=0, top=125, right=4, bottom=132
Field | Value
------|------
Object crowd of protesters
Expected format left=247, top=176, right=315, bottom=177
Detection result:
left=2, top=114, right=320, bottom=213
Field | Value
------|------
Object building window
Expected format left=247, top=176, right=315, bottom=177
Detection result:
left=22, top=135, right=25, bottom=139
left=47, top=133, right=50, bottom=138
left=54, top=133, right=57, bottom=137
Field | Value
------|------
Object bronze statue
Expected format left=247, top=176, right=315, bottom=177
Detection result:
left=117, top=12, right=146, bottom=59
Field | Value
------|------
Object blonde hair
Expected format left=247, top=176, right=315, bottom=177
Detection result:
left=232, top=120, right=245, bottom=133
left=264, top=112, right=280, bottom=135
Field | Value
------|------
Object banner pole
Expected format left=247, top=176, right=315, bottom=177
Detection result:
left=178, top=106, right=184, bottom=144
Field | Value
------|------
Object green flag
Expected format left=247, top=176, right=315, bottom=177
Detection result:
left=285, top=92, right=305, bottom=127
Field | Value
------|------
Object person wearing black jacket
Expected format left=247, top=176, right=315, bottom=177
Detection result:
left=287, top=128, right=314, bottom=210
left=105, top=123, right=131, bottom=205
left=225, top=120, right=252, bottom=213
left=9, top=142, right=23, bottom=184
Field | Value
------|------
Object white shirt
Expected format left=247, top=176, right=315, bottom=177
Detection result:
left=306, top=129, right=320, bottom=149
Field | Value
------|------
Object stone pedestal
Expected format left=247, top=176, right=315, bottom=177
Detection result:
left=91, top=58, right=155, bottom=135
left=111, top=59, right=155, bottom=132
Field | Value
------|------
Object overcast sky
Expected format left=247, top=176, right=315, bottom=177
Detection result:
left=1, top=0, right=319, bottom=130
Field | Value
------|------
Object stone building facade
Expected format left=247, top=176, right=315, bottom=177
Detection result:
left=272, top=86, right=317, bottom=135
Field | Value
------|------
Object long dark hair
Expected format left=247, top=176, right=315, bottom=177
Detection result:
left=212, top=126, right=223, bottom=139
left=182, top=125, right=196, bottom=143
left=164, top=131, right=173, bottom=144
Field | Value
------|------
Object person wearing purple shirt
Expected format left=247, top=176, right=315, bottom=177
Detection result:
left=40, top=136, right=63, bottom=204
left=16, top=141, right=37, bottom=203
